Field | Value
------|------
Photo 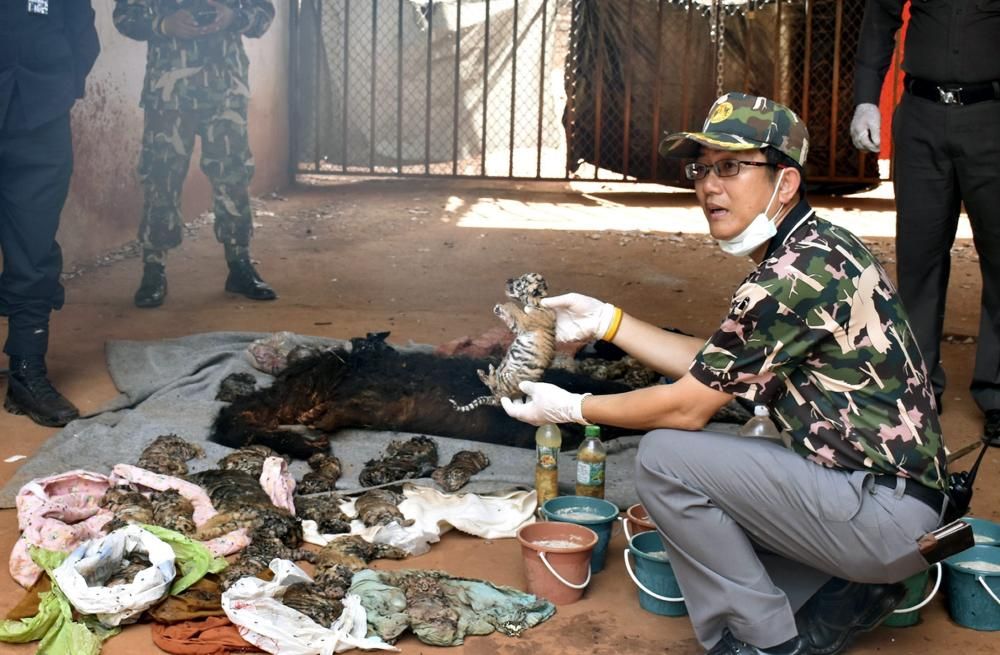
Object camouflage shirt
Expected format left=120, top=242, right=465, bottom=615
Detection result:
left=689, top=200, right=948, bottom=490
left=113, top=0, right=274, bottom=109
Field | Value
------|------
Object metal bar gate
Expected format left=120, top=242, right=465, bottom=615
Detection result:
left=291, top=1, right=889, bottom=192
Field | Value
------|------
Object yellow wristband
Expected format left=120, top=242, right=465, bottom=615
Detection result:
left=601, top=306, right=623, bottom=342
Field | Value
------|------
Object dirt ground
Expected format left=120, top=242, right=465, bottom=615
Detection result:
left=0, top=177, right=997, bottom=654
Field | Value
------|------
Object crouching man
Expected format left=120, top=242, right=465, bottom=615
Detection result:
left=503, top=92, right=948, bottom=655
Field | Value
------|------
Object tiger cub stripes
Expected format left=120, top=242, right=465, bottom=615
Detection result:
left=450, top=273, right=556, bottom=412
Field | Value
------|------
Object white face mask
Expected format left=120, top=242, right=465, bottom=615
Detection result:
left=716, top=168, right=786, bottom=257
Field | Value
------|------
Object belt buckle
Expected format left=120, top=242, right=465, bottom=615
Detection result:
left=938, top=87, right=962, bottom=105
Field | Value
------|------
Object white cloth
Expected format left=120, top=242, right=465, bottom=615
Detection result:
left=51, top=525, right=176, bottom=627
left=222, top=559, right=397, bottom=655
left=302, top=485, right=537, bottom=555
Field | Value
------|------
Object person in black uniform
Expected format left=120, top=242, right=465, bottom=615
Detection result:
left=851, top=0, right=1000, bottom=447
left=0, top=1, right=100, bottom=426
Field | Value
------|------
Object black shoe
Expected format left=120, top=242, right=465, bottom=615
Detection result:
left=985, top=409, right=1000, bottom=447
left=4, top=356, right=80, bottom=427
left=706, top=629, right=809, bottom=655
left=795, top=579, right=906, bottom=655
left=134, top=263, right=167, bottom=308
left=225, top=257, right=277, bottom=300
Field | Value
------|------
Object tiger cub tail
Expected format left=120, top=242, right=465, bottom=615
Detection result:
left=448, top=395, right=501, bottom=413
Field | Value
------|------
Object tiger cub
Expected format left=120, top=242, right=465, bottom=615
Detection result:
left=450, top=273, right=556, bottom=412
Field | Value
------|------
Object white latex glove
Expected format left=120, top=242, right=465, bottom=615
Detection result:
left=850, top=103, right=881, bottom=153
left=540, top=293, right=617, bottom=343
left=500, top=381, right=591, bottom=426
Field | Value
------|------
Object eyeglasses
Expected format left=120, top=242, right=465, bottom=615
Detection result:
left=684, top=159, right=779, bottom=181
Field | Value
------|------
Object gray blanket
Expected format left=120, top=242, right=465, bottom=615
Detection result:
left=0, top=331, right=738, bottom=509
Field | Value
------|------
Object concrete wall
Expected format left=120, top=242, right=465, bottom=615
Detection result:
left=62, top=3, right=290, bottom=269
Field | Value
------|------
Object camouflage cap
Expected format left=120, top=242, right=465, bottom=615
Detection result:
left=660, top=92, right=809, bottom=166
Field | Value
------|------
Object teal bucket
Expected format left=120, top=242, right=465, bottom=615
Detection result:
left=624, top=530, right=687, bottom=617
left=943, top=545, right=1000, bottom=631
left=964, top=517, right=1000, bottom=548
left=884, top=563, right=942, bottom=627
left=541, top=496, right=620, bottom=573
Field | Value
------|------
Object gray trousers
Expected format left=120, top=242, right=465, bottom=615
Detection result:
left=635, top=429, right=940, bottom=650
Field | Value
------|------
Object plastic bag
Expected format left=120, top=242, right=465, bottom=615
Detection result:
left=221, top=559, right=398, bottom=655
left=302, top=486, right=536, bottom=556
left=246, top=332, right=324, bottom=375
left=51, top=525, right=176, bottom=627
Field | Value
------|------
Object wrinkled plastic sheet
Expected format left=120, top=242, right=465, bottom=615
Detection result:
left=51, top=525, right=175, bottom=627
left=221, top=559, right=397, bottom=655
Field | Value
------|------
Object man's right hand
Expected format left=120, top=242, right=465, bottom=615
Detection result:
left=159, top=10, right=204, bottom=39
left=540, top=293, right=617, bottom=343
left=850, top=103, right=881, bottom=153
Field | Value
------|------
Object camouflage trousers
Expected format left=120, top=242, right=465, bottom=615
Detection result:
left=138, top=94, right=255, bottom=253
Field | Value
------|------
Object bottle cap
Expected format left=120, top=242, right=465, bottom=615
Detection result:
left=754, top=405, right=770, bottom=417
left=584, top=424, right=601, bottom=438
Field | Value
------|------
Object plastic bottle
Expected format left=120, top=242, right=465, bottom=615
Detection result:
left=535, top=423, right=562, bottom=508
left=739, top=405, right=784, bottom=441
left=575, top=424, right=606, bottom=499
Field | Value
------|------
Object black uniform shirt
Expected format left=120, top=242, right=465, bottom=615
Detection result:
left=0, top=1, right=100, bottom=131
left=855, top=0, right=1000, bottom=105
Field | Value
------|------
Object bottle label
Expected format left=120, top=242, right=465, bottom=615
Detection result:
left=576, top=460, right=605, bottom=486
left=537, top=445, right=559, bottom=470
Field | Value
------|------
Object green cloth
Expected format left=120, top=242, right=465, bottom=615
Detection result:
left=140, top=524, right=228, bottom=595
left=350, top=569, right=556, bottom=647
left=0, top=527, right=225, bottom=654
left=349, top=573, right=410, bottom=643
left=0, top=548, right=119, bottom=655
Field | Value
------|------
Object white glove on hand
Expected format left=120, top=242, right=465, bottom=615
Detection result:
left=540, top=293, right=617, bottom=343
left=850, top=103, right=881, bottom=153
left=500, top=381, right=590, bottom=426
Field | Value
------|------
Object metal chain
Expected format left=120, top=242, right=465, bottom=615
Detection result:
left=715, top=0, right=727, bottom=97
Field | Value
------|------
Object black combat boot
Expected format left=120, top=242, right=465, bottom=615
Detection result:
left=985, top=409, right=1000, bottom=447
left=5, top=356, right=80, bottom=427
left=134, top=262, right=167, bottom=308
left=225, top=257, right=277, bottom=300
left=705, top=629, right=810, bottom=655
left=795, top=579, right=907, bottom=655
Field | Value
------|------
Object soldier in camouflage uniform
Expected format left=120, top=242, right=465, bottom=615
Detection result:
left=503, top=94, right=949, bottom=655
left=113, top=0, right=277, bottom=307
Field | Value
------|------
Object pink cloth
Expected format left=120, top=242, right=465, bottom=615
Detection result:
left=259, top=457, right=296, bottom=514
left=10, top=464, right=257, bottom=589
left=10, top=470, right=115, bottom=588
left=109, top=464, right=250, bottom=556
left=110, top=464, right=218, bottom=526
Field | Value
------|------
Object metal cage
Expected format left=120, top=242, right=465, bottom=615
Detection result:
left=291, top=0, right=885, bottom=191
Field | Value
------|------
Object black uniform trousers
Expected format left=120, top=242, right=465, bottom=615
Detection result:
left=893, top=92, right=1000, bottom=413
left=0, top=112, right=71, bottom=357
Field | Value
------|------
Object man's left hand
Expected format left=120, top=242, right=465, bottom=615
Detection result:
left=500, top=381, right=590, bottom=426
left=850, top=103, right=881, bottom=153
left=200, top=0, right=236, bottom=34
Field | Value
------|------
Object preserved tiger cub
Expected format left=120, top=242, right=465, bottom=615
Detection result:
left=450, top=273, right=556, bottom=412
